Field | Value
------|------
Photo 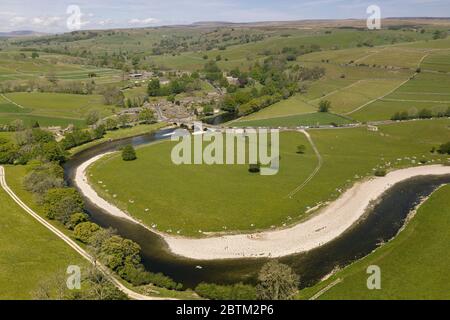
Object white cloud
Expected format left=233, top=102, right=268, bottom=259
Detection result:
left=9, top=16, right=27, bottom=26
left=31, top=16, right=62, bottom=27
left=128, top=17, right=159, bottom=25
left=97, top=19, right=113, bottom=26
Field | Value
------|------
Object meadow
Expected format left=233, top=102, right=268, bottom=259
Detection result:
left=88, top=119, right=450, bottom=237
left=0, top=172, right=86, bottom=299
left=351, top=72, right=450, bottom=121
left=0, top=92, right=113, bottom=127
left=231, top=112, right=353, bottom=127
left=0, top=52, right=121, bottom=83
left=299, top=184, right=450, bottom=300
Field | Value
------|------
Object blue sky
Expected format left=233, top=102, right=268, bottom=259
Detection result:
left=0, top=0, right=449, bottom=32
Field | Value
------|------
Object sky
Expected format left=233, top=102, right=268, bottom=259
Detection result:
left=0, top=0, right=449, bottom=33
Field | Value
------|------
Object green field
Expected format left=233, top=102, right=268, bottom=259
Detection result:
left=0, top=92, right=113, bottom=127
left=0, top=52, right=120, bottom=83
left=88, top=119, right=450, bottom=236
left=300, top=184, right=450, bottom=300
left=233, top=112, right=353, bottom=127
left=0, top=171, right=86, bottom=299
left=351, top=72, right=450, bottom=121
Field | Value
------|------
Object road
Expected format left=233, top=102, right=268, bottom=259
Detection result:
left=0, top=165, right=173, bottom=300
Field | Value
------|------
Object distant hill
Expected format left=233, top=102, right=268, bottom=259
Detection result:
left=0, top=30, right=48, bottom=38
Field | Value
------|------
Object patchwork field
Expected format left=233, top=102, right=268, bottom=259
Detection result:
left=300, top=184, right=450, bottom=300
left=0, top=92, right=113, bottom=127
left=0, top=52, right=121, bottom=83
left=351, top=72, right=450, bottom=121
left=88, top=119, right=450, bottom=237
left=232, top=112, right=353, bottom=128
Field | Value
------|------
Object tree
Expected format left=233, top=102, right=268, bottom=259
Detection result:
left=74, top=222, right=101, bottom=243
left=122, top=144, right=137, bottom=161
left=138, top=108, right=155, bottom=124
left=318, top=100, right=331, bottom=113
left=118, top=114, right=130, bottom=128
left=256, top=261, right=300, bottom=300
left=148, top=78, right=161, bottom=97
left=105, top=117, right=118, bottom=131
left=31, top=52, right=40, bottom=59
left=10, top=119, right=25, bottom=131
left=100, top=235, right=141, bottom=271
left=32, top=270, right=70, bottom=300
left=433, top=30, right=448, bottom=40
left=93, top=124, right=106, bottom=139
left=418, top=108, right=433, bottom=119
left=23, top=162, right=65, bottom=196
left=102, top=86, right=124, bottom=106
left=296, top=145, right=306, bottom=154
left=67, top=212, right=89, bottom=230
left=86, top=110, right=100, bottom=126
left=438, top=142, right=450, bottom=154
left=44, top=188, right=84, bottom=224
left=41, top=141, right=67, bottom=163
left=83, top=267, right=128, bottom=300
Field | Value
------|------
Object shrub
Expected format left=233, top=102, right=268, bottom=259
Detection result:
left=43, top=188, right=84, bottom=224
left=374, top=169, right=387, bottom=177
left=23, top=162, right=64, bottom=196
left=100, top=235, right=141, bottom=271
left=122, top=145, right=137, bottom=161
left=248, top=163, right=261, bottom=173
left=438, top=142, right=450, bottom=154
left=296, top=145, right=306, bottom=154
left=318, top=100, right=331, bottom=113
left=74, top=222, right=101, bottom=243
left=67, top=212, right=89, bottom=230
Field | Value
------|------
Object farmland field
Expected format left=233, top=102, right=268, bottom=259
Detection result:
left=0, top=92, right=113, bottom=127
left=0, top=52, right=121, bottom=83
left=1, top=12, right=450, bottom=301
left=88, top=119, right=450, bottom=236
left=233, top=112, right=353, bottom=127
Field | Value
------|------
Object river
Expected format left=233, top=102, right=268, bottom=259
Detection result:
left=64, top=129, right=450, bottom=289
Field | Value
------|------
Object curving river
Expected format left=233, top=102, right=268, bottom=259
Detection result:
left=64, top=129, right=450, bottom=289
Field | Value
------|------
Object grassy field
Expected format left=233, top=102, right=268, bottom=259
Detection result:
left=0, top=92, right=113, bottom=127
left=237, top=95, right=316, bottom=121
left=88, top=119, right=450, bottom=236
left=351, top=72, right=450, bottom=121
left=299, top=184, right=450, bottom=300
left=0, top=52, right=121, bottom=83
left=0, top=171, right=86, bottom=299
left=149, top=29, right=431, bottom=71
left=89, top=131, right=319, bottom=236
left=311, top=79, right=406, bottom=114
left=233, top=112, right=353, bottom=127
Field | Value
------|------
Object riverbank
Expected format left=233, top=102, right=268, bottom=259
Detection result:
left=69, top=122, right=169, bottom=155
left=75, top=155, right=450, bottom=260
